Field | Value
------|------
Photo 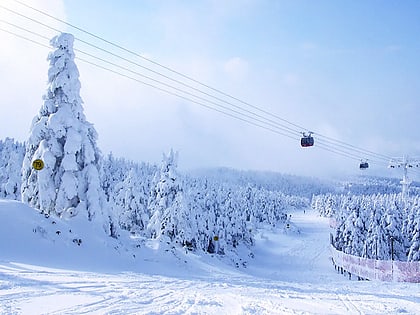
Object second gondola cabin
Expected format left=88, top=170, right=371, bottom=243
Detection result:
left=359, top=161, right=369, bottom=170
left=301, top=135, right=314, bottom=147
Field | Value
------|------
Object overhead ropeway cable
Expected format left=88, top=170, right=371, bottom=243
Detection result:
left=0, top=4, right=304, bottom=140
left=0, top=21, right=391, bottom=167
left=0, top=21, right=303, bottom=142
left=0, top=2, right=401, bottom=168
left=0, top=25, right=382, bottom=167
left=0, top=26, right=304, bottom=142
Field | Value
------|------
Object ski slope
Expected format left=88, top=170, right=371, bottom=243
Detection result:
left=0, top=200, right=419, bottom=314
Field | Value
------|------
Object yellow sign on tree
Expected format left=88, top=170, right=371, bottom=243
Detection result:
left=32, top=159, right=44, bottom=171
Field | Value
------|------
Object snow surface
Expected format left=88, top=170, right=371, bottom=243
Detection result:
left=1, top=200, right=419, bottom=314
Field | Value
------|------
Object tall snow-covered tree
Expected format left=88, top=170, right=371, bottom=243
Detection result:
left=114, top=167, right=150, bottom=233
left=147, top=149, right=187, bottom=242
left=21, top=33, right=110, bottom=232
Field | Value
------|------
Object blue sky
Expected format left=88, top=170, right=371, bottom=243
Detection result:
left=1, top=0, right=419, bottom=180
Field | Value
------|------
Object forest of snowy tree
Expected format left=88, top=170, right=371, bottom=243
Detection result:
left=1, top=137, right=308, bottom=256
left=312, top=193, right=420, bottom=262
left=1, top=32, right=419, bottom=265
left=342, top=176, right=420, bottom=196
left=0, top=32, right=318, bottom=257
left=189, top=168, right=335, bottom=198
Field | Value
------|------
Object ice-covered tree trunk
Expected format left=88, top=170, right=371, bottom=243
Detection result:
left=21, top=33, right=110, bottom=233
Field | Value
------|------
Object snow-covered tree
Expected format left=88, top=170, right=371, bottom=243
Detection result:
left=114, top=167, right=150, bottom=233
left=0, top=138, right=25, bottom=199
left=21, top=33, right=111, bottom=233
left=326, top=192, right=420, bottom=261
left=408, top=217, right=420, bottom=261
left=147, top=149, right=186, bottom=242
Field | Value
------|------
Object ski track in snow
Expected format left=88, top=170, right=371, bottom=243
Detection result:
left=1, top=209, right=420, bottom=314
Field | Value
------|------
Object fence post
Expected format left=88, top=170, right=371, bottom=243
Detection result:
left=390, top=236, right=394, bottom=281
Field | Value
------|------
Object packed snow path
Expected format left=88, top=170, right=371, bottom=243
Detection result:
left=1, top=206, right=419, bottom=314
left=249, top=210, right=339, bottom=283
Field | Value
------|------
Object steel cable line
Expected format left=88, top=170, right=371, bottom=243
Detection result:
left=0, top=20, right=303, bottom=140
left=75, top=48, right=302, bottom=138
left=314, top=136, right=389, bottom=164
left=0, top=25, right=50, bottom=49
left=0, top=25, right=367, bottom=164
left=316, top=134, right=392, bottom=161
left=6, top=0, right=393, bottom=161
left=0, top=27, right=304, bottom=144
left=0, top=20, right=380, bottom=165
left=2, top=2, right=398, bottom=165
left=0, top=24, right=392, bottom=167
left=10, top=0, right=305, bottom=130
left=0, top=27, right=398, bottom=169
left=0, top=11, right=398, bottom=167
left=0, top=4, right=304, bottom=138
left=314, top=143, right=364, bottom=162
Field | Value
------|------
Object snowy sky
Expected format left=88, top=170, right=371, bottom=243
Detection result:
left=1, top=0, right=420, bottom=180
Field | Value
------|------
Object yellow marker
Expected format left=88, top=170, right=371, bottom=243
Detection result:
left=213, top=236, right=219, bottom=241
left=32, top=159, right=44, bottom=171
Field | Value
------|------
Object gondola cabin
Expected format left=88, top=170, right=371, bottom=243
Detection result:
left=359, top=161, right=369, bottom=170
left=301, top=135, right=314, bottom=147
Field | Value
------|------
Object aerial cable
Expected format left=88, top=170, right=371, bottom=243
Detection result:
left=316, top=134, right=392, bottom=161
left=2, top=2, right=393, bottom=163
left=0, top=25, right=50, bottom=50
left=314, top=135, right=390, bottom=163
left=0, top=27, right=302, bottom=144
left=313, top=139, right=386, bottom=164
left=0, top=19, right=52, bottom=42
left=0, top=25, right=395, bottom=167
left=73, top=40, right=302, bottom=136
left=10, top=0, right=307, bottom=132
left=76, top=47, right=302, bottom=138
left=313, top=143, right=361, bottom=162
left=0, top=3, right=60, bottom=35
left=11, top=0, right=396, bottom=162
left=0, top=4, right=304, bottom=138
left=0, top=4, right=402, bottom=166
left=0, top=20, right=302, bottom=139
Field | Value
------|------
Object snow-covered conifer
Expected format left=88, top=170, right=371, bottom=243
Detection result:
left=114, top=167, right=150, bottom=232
left=408, top=217, right=420, bottom=261
left=0, top=138, right=25, bottom=199
left=147, top=149, right=189, bottom=244
left=21, top=33, right=111, bottom=233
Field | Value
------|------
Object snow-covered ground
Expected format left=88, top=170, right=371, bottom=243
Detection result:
left=1, top=200, right=419, bottom=314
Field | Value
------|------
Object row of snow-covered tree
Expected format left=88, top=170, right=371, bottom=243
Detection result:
left=1, top=137, right=306, bottom=253
left=312, top=193, right=420, bottom=262
left=341, top=176, right=420, bottom=196
left=104, top=150, right=304, bottom=253
left=190, top=167, right=335, bottom=198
